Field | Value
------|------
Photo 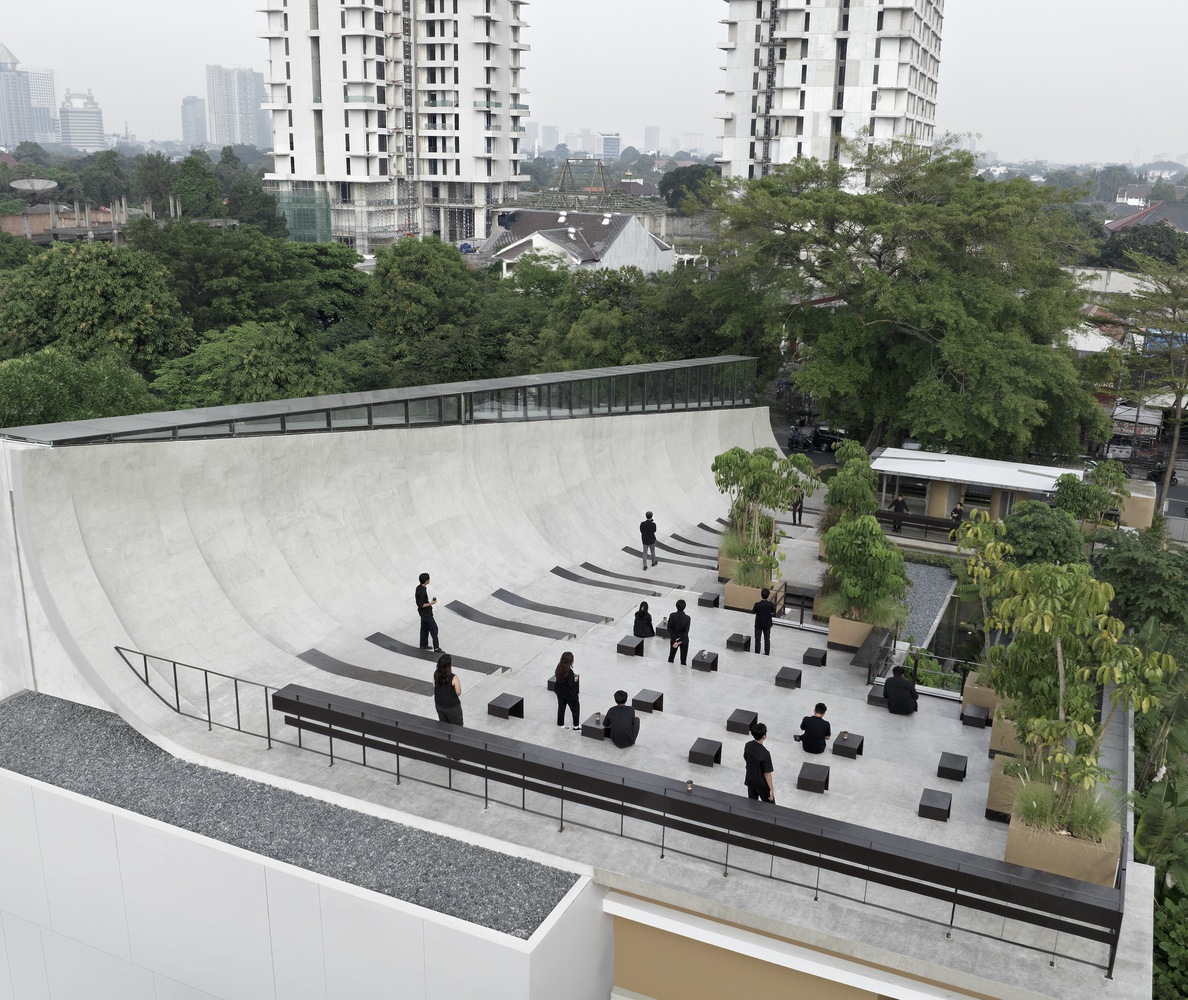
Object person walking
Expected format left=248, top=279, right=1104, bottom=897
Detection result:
left=752, top=588, right=776, bottom=655
left=797, top=703, right=831, bottom=754
left=666, top=598, right=691, bottom=665
left=639, top=511, right=658, bottom=570
left=889, top=494, right=910, bottom=534
left=602, top=689, right=640, bottom=747
left=633, top=600, right=655, bottom=638
left=743, top=722, right=774, bottom=802
left=553, top=651, right=581, bottom=730
left=415, top=572, right=441, bottom=652
left=433, top=654, right=463, bottom=725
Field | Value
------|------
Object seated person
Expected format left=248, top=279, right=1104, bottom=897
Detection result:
left=603, top=689, right=640, bottom=748
left=883, top=665, right=919, bottom=715
left=798, top=702, right=831, bottom=754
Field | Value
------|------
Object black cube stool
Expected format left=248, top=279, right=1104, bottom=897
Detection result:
left=580, top=714, right=605, bottom=740
left=938, top=752, right=968, bottom=781
left=617, top=635, right=644, bottom=657
left=632, top=689, right=664, bottom=713
left=797, top=762, right=830, bottom=793
left=487, top=693, right=524, bottom=720
left=803, top=647, right=827, bottom=667
left=919, top=788, right=952, bottom=821
left=832, top=732, right=864, bottom=759
left=775, top=666, right=802, bottom=690
left=698, top=592, right=720, bottom=608
left=688, top=738, right=723, bottom=767
left=727, top=633, right=751, bottom=652
left=961, top=704, right=989, bottom=728
left=692, top=650, right=718, bottom=672
left=726, top=708, right=758, bottom=734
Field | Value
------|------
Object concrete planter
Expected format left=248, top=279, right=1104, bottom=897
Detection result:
left=717, top=549, right=738, bottom=583
left=985, top=755, right=1016, bottom=822
left=960, top=672, right=1002, bottom=717
left=724, top=580, right=768, bottom=612
left=1004, top=818, right=1121, bottom=888
left=989, top=712, right=1024, bottom=759
left=826, top=615, right=874, bottom=654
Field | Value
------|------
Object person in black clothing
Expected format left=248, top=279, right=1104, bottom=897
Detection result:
left=790, top=493, right=804, bottom=526
left=666, top=598, right=691, bottom=665
left=889, top=494, right=910, bottom=533
left=433, top=654, right=463, bottom=725
left=633, top=600, right=655, bottom=638
left=553, top=651, right=581, bottom=729
left=752, top=587, right=776, bottom=655
left=639, top=511, right=658, bottom=569
left=743, top=722, right=774, bottom=802
left=415, top=572, right=441, bottom=652
left=798, top=703, right=831, bottom=753
left=950, top=502, right=964, bottom=527
left=883, top=665, right=919, bottom=715
left=603, top=689, right=639, bottom=748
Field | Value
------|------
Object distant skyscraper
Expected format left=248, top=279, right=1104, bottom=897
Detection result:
left=206, top=65, right=265, bottom=147
left=59, top=90, right=104, bottom=152
left=541, top=125, right=558, bottom=150
left=24, top=68, right=57, bottom=144
left=643, top=125, right=660, bottom=153
left=717, top=0, right=943, bottom=179
left=181, top=96, right=207, bottom=149
left=599, top=132, right=621, bottom=160
left=0, top=44, right=35, bottom=149
left=262, top=0, right=529, bottom=251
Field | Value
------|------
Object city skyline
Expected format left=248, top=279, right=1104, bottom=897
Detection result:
left=0, top=0, right=1186, bottom=165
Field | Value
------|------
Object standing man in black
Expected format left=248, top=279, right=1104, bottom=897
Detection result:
left=790, top=492, right=804, bottom=526
left=666, top=598, right=691, bottom=665
left=639, top=511, right=658, bottom=570
left=889, top=494, right=910, bottom=533
left=415, top=572, right=442, bottom=652
left=752, top=587, right=776, bottom=655
left=743, top=722, right=774, bottom=802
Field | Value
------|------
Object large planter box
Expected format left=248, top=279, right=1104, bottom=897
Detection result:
left=960, top=672, right=1002, bottom=717
left=717, top=552, right=738, bottom=583
left=1004, top=818, right=1121, bottom=888
left=989, top=712, right=1024, bottom=759
left=985, top=755, right=1016, bottom=822
left=827, top=615, right=874, bottom=654
left=724, top=580, right=767, bottom=612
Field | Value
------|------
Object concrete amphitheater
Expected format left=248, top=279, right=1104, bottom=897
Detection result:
left=0, top=358, right=1155, bottom=1000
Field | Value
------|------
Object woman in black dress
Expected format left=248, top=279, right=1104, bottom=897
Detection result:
left=433, top=653, right=463, bottom=725
left=633, top=600, right=655, bottom=638
left=554, top=651, right=581, bottom=730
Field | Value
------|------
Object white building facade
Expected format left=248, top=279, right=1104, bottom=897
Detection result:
left=717, top=0, right=943, bottom=180
left=206, top=65, right=265, bottom=147
left=261, top=0, right=528, bottom=251
left=59, top=90, right=104, bottom=152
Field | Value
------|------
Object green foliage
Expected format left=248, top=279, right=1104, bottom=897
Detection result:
left=1002, top=500, right=1085, bottom=565
left=1154, top=895, right=1188, bottom=999
left=1098, top=224, right=1188, bottom=270
left=0, top=241, right=192, bottom=373
left=0, top=349, right=154, bottom=426
left=0, top=231, right=39, bottom=271
left=1093, top=529, right=1188, bottom=635
left=368, top=236, right=480, bottom=344
left=171, top=154, right=222, bottom=218
left=718, top=139, right=1109, bottom=457
left=658, top=164, right=720, bottom=214
left=134, top=151, right=177, bottom=208
left=1014, top=779, right=1118, bottom=842
left=153, top=322, right=344, bottom=408
left=1135, top=782, right=1188, bottom=898
left=1052, top=473, right=1114, bottom=523
left=821, top=515, right=909, bottom=625
left=80, top=150, right=131, bottom=207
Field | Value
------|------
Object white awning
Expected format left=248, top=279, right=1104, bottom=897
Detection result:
left=870, top=448, right=1082, bottom=493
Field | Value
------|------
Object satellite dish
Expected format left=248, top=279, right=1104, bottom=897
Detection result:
left=10, top=178, right=59, bottom=205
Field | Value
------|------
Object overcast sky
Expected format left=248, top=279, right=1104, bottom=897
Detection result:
left=3, top=0, right=1185, bottom=165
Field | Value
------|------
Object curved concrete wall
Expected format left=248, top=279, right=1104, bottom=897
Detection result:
left=0, top=408, right=776, bottom=738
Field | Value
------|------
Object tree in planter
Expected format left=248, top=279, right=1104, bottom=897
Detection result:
left=817, top=442, right=877, bottom=537
left=819, top=514, right=910, bottom=627
left=1001, top=500, right=1086, bottom=566
left=952, top=509, right=1013, bottom=663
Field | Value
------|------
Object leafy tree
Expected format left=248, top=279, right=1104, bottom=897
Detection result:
left=171, top=154, right=222, bottom=218
left=1052, top=472, right=1114, bottom=524
left=1098, top=225, right=1188, bottom=269
left=1151, top=179, right=1180, bottom=203
left=134, top=152, right=177, bottom=213
left=719, top=139, right=1112, bottom=458
left=0, top=231, right=39, bottom=271
left=1092, top=529, right=1188, bottom=635
left=13, top=141, right=50, bottom=167
left=367, top=236, right=480, bottom=345
left=1093, top=164, right=1138, bottom=204
left=1002, top=500, right=1085, bottom=565
left=0, top=242, right=192, bottom=373
left=214, top=146, right=244, bottom=196
left=80, top=150, right=131, bottom=207
left=820, top=514, right=910, bottom=626
left=658, top=164, right=720, bottom=214
left=952, top=509, right=1013, bottom=661
left=226, top=175, right=286, bottom=237
left=1153, top=894, right=1188, bottom=999
left=153, top=322, right=343, bottom=408
left=0, top=348, right=154, bottom=426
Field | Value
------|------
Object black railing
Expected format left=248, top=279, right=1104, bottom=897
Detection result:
left=116, top=646, right=1124, bottom=977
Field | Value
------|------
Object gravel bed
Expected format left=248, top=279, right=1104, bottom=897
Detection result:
left=0, top=692, right=577, bottom=938
left=903, top=562, right=956, bottom=647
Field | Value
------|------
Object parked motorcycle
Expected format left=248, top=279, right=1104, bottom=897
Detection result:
left=1147, top=465, right=1180, bottom=486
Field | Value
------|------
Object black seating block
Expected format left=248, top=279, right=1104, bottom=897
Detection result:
left=580, top=714, right=605, bottom=740
left=617, top=635, right=644, bottom=657
left=803, top=647, right=827, bottom=667
left=919, top=788, right=952, bottom=821
left=797, top=762, right=830, bottom=793
left=727, top=633, right=751, bottom=652
left=726, top=708, right=758, bottom=734
left=692, top=650, right=718, bottom=672
left=698, top=592, right=720, bottom=608
left=487, top=693, right=524, bottom=720
left=632, top=689, right=664, bottom=713
left=938, top=752, right=968, bottom=781
left=832, top=732, right=864, bottom=759
left=775, top=666, right=802, bottom=689
left=688, top=737, right=723, bottom=767
left=961, top=704, right=990, bottom=728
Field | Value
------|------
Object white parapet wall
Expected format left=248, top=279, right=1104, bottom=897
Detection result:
left=0, top=767, right=612, bottom=1000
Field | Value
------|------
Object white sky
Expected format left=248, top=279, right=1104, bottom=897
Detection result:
left=2, top=0, right=1185, bottom=164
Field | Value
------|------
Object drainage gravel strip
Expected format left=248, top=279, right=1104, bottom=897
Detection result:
left=0, top=692, right=577, bottom=939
